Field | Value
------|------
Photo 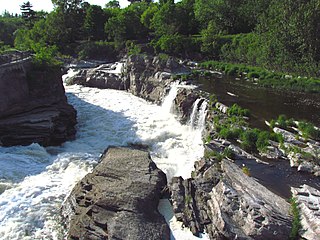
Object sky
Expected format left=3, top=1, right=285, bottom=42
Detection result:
left=0, top=0, right=130, bottom=15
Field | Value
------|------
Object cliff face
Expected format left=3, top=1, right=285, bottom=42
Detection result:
left=0, top=61, right=77, bottom=146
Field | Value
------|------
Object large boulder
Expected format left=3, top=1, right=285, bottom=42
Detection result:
left=170, top=159, right=292, bottom=239
left=0, top=62, right=76, bottom=146
left=63, top=146, right=170, bottom=240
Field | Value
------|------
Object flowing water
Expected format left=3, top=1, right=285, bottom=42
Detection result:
left=0, top=79, right=207, bottom=239
left=195, top=74, right=320, bottom=198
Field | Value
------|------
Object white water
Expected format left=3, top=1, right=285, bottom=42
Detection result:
left=0, top=80, right=206, bottom=239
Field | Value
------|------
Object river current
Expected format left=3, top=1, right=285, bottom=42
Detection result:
left=0, top=79, right=207, bottom=239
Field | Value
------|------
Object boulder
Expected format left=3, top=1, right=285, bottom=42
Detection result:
left=0, top=62, right=76, bottom=146
left=291, top=185, right=320, bottom=240
left=170, top=159, right=292, bottom=239
left=63, top=147, right=170, bottom=240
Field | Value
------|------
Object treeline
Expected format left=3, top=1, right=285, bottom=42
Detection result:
left=1, top=0, right=320, bottom=76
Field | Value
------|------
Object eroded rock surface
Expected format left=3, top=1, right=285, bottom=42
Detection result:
left=291, top=185, right=320, bottom=240
left=0, top=61, right=76, bottom=146
left=66, top=55, right=191, bottom=104
left=170, top=159, right=292, bottom=239
left=63, top=147, right=170, bottom=240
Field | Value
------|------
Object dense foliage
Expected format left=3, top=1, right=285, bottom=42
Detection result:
left=1, top=0, right=320, bottom=80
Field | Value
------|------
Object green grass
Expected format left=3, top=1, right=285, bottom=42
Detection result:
left=199, top=60, right=320, bottom=93
left=289, top=198, right=301, bottom=240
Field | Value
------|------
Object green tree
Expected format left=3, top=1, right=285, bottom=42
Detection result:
left=84, top=5, right=108, bottom=40
left=257, top=0, right=320, bottom=74
left=20, top=1, right=36, bottom=27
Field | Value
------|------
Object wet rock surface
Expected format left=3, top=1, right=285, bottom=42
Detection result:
left=63, top=147, right=170, bottom=240
left=170, top=159, right=292, bottom=239
left=0, top=62, right=76, bottom=146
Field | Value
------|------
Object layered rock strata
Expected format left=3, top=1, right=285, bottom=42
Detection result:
left=63, top=147, right=170, bottom=240
left=0, top=61, right=76, bottom=146
left=291, top=185, right=320, bottom=240
left=66, top=55, right=191, bottom=104
left=170, top=159, right=292, bottom=239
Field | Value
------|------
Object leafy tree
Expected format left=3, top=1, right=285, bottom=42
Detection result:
left=0, top=17, right=23, bottom=46
left=106, top=0, right=120, bottom=8
left=84, top=5, right=108, bottom=40
left=105, top=2, right=149, bottom=44
left=257, top=0, right=320, bottom=74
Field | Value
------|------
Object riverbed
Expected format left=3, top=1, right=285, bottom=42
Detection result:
left=0, top=84, right=206, bottom=239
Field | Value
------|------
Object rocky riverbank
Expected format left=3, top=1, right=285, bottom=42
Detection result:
left=0, top=61, right=76, bottom=146
left=63, top=54, right=320, bottom=239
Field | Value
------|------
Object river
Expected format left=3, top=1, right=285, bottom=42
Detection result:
left=0, top=82, right=207, bottom=239
left=195, top=74, right=320, bottom=198
left=195, top=74, right=320, bottom=129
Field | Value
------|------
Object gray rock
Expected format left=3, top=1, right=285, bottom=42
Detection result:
left=298, top=161, right=314, bottom=173
left=170, top=159, right=292, bottom=239
left=63, top=147, right=170, bottom=240
left=291, top=185, right=320, bottom=240
left=0, top=60, right=76, bottom=146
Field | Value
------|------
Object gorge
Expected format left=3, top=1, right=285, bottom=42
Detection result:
left=0, top=54, right=319, bottom=239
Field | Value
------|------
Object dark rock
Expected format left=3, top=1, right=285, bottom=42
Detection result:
left=63, top=146, right=170, bottom=240
left=66, top=55, right=191, bottom=104
left=0, top=61, right=76, bottom=146
left=174, top=88, right=200, bottom=122
left=170, top=159, right=292, bottom=239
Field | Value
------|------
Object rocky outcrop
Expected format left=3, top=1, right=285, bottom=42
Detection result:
left=170, top=159, right=292, bottom=239
left=63, top=146, right=170, bottom=240
left=0, top=62, right=76, bottom=146
left=66, top=55, right=191, bottom=104
left=291, top=185, right=320, bottom=240
left=65, top=63, right=127, bottom=90
left=122, top=55, right=190, bottom=103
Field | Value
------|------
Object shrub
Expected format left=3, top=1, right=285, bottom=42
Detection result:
left=298, top=121, right=320, bottom=140
left=77, top=41, right=118, bottom=60
left=227, top=104, right=250, bottom=117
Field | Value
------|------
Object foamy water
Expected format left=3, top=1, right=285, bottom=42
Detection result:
left=0, top=79, right=206, bottom=239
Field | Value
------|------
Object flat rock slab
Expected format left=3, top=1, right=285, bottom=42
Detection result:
left=63, top=146, right=170, bottom=240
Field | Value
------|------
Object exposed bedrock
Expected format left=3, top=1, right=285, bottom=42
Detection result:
left=0, top=61, right=76, bottom=146
left=170, top=159, right=292, bottom=239
left=66, top=54, right=191, bottom=104
left=63, top=147, right=170, bottom=240
left=291, top=185, right=320, bottom=240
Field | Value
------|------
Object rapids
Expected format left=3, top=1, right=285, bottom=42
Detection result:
left=0, top=81, right=207, bottom=239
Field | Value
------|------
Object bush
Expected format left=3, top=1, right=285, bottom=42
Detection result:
left=240, top=129, right=259, bottom=151
left=227, top=104, right=250, bottom=117
left=298, top=121, right=320, bottom=140
left=77, top=41, right=118, bottom=61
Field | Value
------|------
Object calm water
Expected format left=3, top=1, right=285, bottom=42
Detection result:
left=195, top=75, right=320, bottom=129
left=196, top=75, right=320, bottom=198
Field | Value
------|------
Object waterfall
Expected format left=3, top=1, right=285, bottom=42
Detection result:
left=188, top=98, right=208, bottom=131
left=162, top=82, right=179, bottom=113
left=197, top=100, right=208, bottom=132
left=189, top=98, right=201, bottom=128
